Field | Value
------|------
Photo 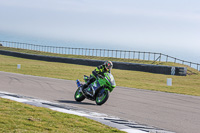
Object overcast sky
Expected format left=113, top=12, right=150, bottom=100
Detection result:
left=0, top=0, right=199, bottom=62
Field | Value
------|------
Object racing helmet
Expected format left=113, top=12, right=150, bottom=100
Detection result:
left=104, top=61, right=113, bottom=71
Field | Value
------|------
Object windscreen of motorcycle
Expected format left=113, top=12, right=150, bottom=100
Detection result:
left=105, top=73, right=116, bottom=87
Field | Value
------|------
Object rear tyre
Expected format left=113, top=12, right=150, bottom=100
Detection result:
left=74, top=88, right=85, bottom=102
left=95, top=89, right=109, bottom=105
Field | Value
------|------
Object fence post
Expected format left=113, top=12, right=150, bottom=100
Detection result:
left=112, top=50, right=113, bottom=58
left=166, top=55, right=168, bottom=62
left=31, top=44, right=33, bottom=50
left=85, top=48, right=87, bottom=56
left=174, top=58, right=177, bottom=63
left=124, top=51, right=126, bottom=59
left=133, top=51, right=135, bottom=59
left=26, top=43, right=28, bottom=50
left=68, top=47, right=70, bottom=55
left=52, top=46, right=55, bottom=53
left=138, top=52, right=140, bottom=60
left=107, top=50, right=108, bottom=57
left=159, top=53, right=161, bottom=62
left=148, top=52, right=150, bottom=61
left=65, top=47, right=67, bottom=54
left=81, top=48, right=83, bottom=55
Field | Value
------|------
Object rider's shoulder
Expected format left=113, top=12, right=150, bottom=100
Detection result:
left=97, top=65, right=104, bottom=69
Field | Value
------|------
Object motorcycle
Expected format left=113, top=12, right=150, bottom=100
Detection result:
left=74, top=73, right=116, bottom=105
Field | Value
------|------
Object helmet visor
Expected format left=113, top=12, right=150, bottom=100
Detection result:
left=106, top=63, right=113, bottom=70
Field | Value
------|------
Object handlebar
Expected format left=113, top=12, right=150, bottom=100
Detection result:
left=98, top=74, right=104, bottom=79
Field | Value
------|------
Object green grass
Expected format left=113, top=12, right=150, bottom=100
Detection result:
left=0, top=49, right=200, bottom=96
left=0, top=98, right=124, bottom=133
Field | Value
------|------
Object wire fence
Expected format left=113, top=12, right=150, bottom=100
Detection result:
left=0, top=41, right=199, bottom=71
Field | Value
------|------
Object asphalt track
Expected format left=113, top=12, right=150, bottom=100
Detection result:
left=0, top=71, right=200, bottom=133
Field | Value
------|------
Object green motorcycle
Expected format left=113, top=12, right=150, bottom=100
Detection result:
left=74, top=73, right=116, bottom=105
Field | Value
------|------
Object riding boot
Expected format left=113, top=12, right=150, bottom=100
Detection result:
left=81, top=76, right=96, bottom=96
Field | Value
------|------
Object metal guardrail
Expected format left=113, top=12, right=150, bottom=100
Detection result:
left=0, top=41, right=199, bottom=71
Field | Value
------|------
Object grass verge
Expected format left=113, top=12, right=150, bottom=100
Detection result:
left=0, top=98, right=124, bottom=133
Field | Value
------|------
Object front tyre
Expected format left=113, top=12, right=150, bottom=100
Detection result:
left=95, top=89, right=109, bottom=105
left=74, top=88, right=85, bottom=102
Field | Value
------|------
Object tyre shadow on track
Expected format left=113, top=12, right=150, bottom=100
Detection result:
left=57, top=100, right=96, bottom=106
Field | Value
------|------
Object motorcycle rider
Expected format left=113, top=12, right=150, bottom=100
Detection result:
left=81, top=61, right=113, bottom=95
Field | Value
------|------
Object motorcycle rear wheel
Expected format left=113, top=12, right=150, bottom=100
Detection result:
left=74, top=88, right=85, bottom=102
left=95, top=89, right=109, bottom=105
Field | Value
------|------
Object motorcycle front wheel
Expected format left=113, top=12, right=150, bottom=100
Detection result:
left=74, top=87, right=85, bottom=102
left=95, top=89, right=109, bottom=105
